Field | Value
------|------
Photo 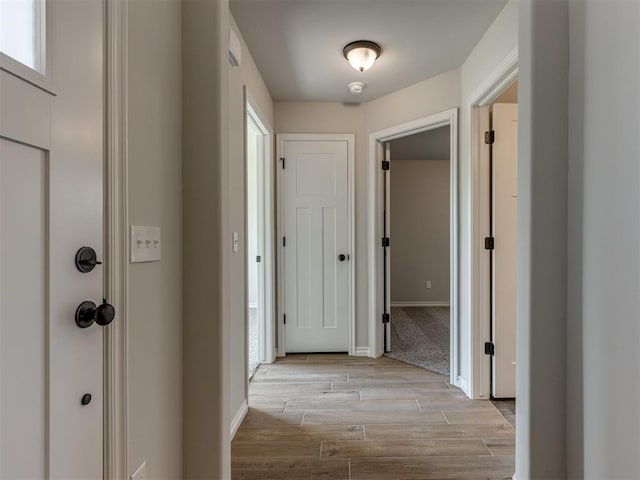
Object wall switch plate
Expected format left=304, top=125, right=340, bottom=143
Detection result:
left=426, top=281, right=432, bottom=289
left=233, top=232, right=239, bottom=253
left=130, top=225, right=161, bottom=263
left=130, top=461, right=146, bottom=480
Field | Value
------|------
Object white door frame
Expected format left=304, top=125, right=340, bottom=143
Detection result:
left=244, top=87, right=276, bottom=366
left=105, top=0, right=128, bottom=477
left=367, top=108, right=459, bottom=388
left=276, top=133, right=356, bottom=356
left=468, top=47, right=518, bottom=400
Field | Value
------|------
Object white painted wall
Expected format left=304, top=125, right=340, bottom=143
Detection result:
left=274, top=69, right=460, bottom=349
left=459, top=0, right=518, bottom=398
left=182, top=0, right=230, bottom=477
left=516, top=0, right=568, bottom=477
left=228, top=13, right=274, bottom=427
left=390, top=159, right=450, bottom=304
left=126, top=0, right=182, bottom=477
left=569, top=1, right=640, bottom=477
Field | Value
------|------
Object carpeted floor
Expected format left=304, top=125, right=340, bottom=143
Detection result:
left=385, top=306, right=450, bottom=377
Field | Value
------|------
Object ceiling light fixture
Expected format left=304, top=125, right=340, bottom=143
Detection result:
left=343, top=40, right=382, bottom=73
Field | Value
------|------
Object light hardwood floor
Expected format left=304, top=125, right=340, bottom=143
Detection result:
left=232, top=354, right=515, bottom=480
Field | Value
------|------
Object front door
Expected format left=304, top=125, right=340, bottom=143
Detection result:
left=0, top=0, right=105, bottom=477
left=281, top=136, right=352, bottom=353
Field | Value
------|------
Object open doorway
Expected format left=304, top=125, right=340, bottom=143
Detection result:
left=383, top=127, right=451, bottom=377
left=245, top=92, right=276, bottom=379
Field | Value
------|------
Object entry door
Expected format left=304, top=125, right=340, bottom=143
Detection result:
left=0, top=0, right=105, bottom=477
left=281, top=137, right=351, bottom=353
left=491, top=104, right=518, bottom=398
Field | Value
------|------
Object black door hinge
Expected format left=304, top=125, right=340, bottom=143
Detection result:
left=382, top=160, right=390, bottom=171
left=382, top=313, right=390, bottom=324
left=256, top=255, right=262, bottom=263
left=484, top=341, right=495, bottom=356
left=484, top=130, right=495, bottom=145
left=283, top=314, right=286, bottom=325
left=283, top=236, right=286, bottom=247
left=280, top=157, right=285, bottom=169
left=484, top=237, right=495, bottom=250
left=382, top=237, right=390, bottom=247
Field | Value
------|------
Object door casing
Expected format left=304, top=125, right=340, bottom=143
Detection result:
left=367, top=109, right=458, bottom=387
left=276, top=133, right=355, bottom=357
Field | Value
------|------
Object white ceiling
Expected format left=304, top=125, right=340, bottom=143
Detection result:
left=230, top=0, right=508, bottom=102
left=390, top=126, right=450, bottom=161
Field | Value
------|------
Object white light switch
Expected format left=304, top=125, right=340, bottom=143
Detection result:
left=130, top=225, right=161, bottom=263
left=233, top=232, right=239, bottom=253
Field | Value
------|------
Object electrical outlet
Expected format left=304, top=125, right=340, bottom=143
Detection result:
left=426, top=281, right=432, bottom=289
left=130, top=461, right=146, bottom=480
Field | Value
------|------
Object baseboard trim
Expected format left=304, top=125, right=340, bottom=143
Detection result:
left=391, top=301, right=450, bottom=308
left=230, top=399, right=248, bottom=439
left=456, top=375, right=470, bottom=397
left=355, top=347, right=371, bottom=357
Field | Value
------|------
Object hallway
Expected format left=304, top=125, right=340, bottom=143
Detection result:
left=232, top=355, right=515, bottom=479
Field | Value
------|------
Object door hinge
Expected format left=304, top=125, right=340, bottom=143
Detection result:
left=382, top=313, right=390, bottom=324
left=283, top=314, right=286, bottom=325
left=484, top=130, right=495, bottom=145
left=280, top=157, right=285, bottom=169
left=484, top=237, right=495, bottom=250
left=382, top=160, right=390, bottom=171
left=484, top=341, right=495, bottom=356
left=256, top=255, right=262, bottom=263
left=283, top=236, right=286, bottom=247
left=381, top=237, right=390, bottom=247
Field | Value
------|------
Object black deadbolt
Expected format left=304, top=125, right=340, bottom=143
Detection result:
left=338, top=254, right=347, bottom=262
left=75, top=299, right=116, bottom=328
left=75, top=247, right=102, bottom=273
left=81, top=393, right=92, bottom=406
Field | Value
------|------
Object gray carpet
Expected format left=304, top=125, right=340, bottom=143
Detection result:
left=385, top=307, right=450, bottom=377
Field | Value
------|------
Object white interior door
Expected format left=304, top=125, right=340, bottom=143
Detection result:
left=491, top=103, right=518, bottom=398
left=281, top=137, right=351, bottom=353
left=0, top=0, right=105, bottom=477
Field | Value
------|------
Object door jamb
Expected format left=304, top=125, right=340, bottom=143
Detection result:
left=105, top=0, right=128, bottom=478
left=276, top=133, right=356, bottom=357
left=367, top=108, right=459, bottom=388
left=244, top=87, right=276, bottom=368
left=468, top=47, right=518, bottom=400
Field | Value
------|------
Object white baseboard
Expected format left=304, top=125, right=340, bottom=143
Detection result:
left=390, top=301, right=450, bottom=308
left=456, top=375, right=470, bottom=397
left=230, top=399, right=248, bottom=439
left=354, top=346, right=371, bottom=357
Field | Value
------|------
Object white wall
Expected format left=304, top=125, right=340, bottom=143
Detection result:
left=460, top=0, right=518, bottom=397
left=228, top=13, right=274, bottom=426
left=390, top=159, right=450, bottom=304
left=182, top=0, right=230, bottom=477
left=516, top=0, right=568, bottom=478
left=570, top=1, right=640, bottom=477
left=126, top=0, right=182, bottom=477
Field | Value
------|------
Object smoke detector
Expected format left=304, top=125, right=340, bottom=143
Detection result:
left=348, top=82, right=366, bottom=94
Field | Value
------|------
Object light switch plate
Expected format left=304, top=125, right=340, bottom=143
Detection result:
left=130, top=461, right=146, bottom=480
left=130, top=225, right=161, bottom=263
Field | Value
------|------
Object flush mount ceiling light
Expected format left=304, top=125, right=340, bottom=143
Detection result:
left=343, top=40, right=382, bottom=72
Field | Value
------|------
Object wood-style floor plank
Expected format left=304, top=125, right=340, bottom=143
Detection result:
left=232, top=355, right=515, bottom=480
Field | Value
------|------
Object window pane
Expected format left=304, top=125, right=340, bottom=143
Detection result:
left=0, top=0, right=43, bottom=72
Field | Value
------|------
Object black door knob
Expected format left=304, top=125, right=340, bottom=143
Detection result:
left=338, top=254, right=346, bottom=262
left=75, top=299, right=116, bottom=328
